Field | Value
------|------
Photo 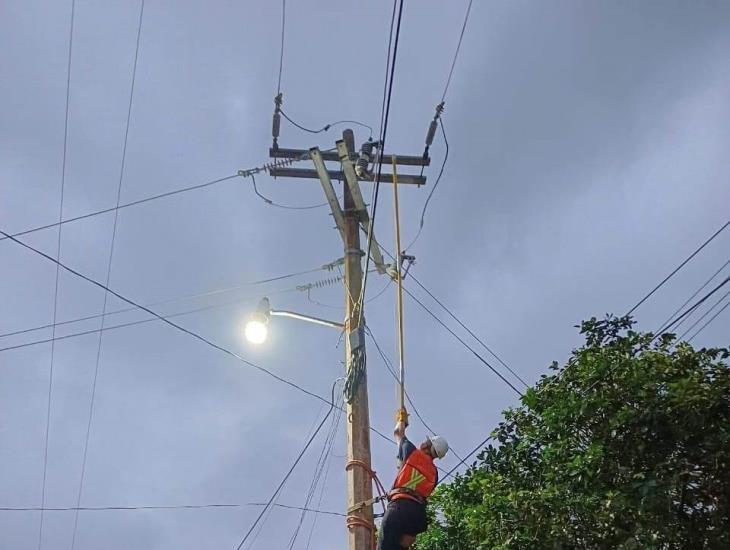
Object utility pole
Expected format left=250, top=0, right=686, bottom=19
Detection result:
left=269, top=130, right=428, bottom=550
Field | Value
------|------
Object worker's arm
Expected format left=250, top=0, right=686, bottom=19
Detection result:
left=394, top=407, right=409, bottom=443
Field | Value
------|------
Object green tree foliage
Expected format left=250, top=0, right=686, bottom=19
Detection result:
left=416, top=317, right=730, bottom=549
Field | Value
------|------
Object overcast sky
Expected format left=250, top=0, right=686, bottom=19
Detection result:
left=1, top=1, right=729, bottom=548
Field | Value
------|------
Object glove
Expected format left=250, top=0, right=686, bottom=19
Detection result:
left=395, top=407, right=409, bottom=426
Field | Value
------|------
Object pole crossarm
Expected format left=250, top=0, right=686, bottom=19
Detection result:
left=268, top=167, right=427, bottom=186
left=270, top=147, right=430, bottom=167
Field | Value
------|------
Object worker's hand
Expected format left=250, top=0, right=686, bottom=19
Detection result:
left=395, top=407, right=409, bottom=426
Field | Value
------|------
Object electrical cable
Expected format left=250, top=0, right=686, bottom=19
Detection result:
left=406, top=118, right=448, bottom=252
left=652, top=277, right=729, bottom=342
left=365, top=326, right=465, bottom=467
left=0, top=503, right=343, bottom=516
left=287, top=391, right=343, bottom=549
left=677, top=291, right=730, bottom=342
left=38, top=2, right=75, bottom=547
left=0, top=285, right=298, bottom=354
left=403, top=285, right=523, bottom=397
left=436, top=434, right=493, bottom=487
left=654, top=258, right=730, bottom=335
left=251, top=173, right=329, bottom=210
left=0, top=174, right=240, bottom=244
left=380, top=246, right=527, bottom=389
left=1, top=228, right=396, bottom=448
left=0, top=266, right=322, bottom=341
left=234, top=379, right=340, bottom=550
left=358, top=0, right=404, bottom=318
left=407, top=272, right=528, bottom=388
left=626, top=220, right=730, bottom=316
left=279, top=109, right=374, bottom=139
left=69, top=4, right=145, bottom=547
left=441, top=0, right=474, bottom=102
left=687, top=299, right=730, bottom=343
left=277, top=0, right=285, bottom=94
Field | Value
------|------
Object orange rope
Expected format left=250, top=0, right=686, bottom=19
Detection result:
left=345, top=459, right=389, bottom=550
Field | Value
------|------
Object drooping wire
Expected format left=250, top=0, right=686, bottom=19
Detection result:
left=687, top=299, right=730, bottom=343
left=405, top=118, right=449, bottom=252
left=1, top=228, right=396, bottom=449
left=358, top=0, right=404, bottom=318
left=436, top=434, right=494, bottom=487
left=69, top=3, right=145, bottom=546
left=677, top=291, right=730, bottom=342
left=251, top=173, right=329, bottom=210
left=234, top=379, right=341, bottom=550
left=626, top=220, right=729, bottom=316
left=654, top=258, right=730, bottom=335
left=279, top=109, right=374, bottom=139
left=38, top=2, right=75, bottom=548
left=441, top=0, right=474, bottom=102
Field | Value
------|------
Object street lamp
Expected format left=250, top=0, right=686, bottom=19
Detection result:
left=244, top=297, right=344, bottom=344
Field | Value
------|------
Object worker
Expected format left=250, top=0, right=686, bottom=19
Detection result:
left=378, top=408, right=449, bottom=550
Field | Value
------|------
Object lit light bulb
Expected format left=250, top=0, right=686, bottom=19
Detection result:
left=245, top=319, right=268, bottom=344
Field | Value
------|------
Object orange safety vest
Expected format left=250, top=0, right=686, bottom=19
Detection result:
left=390, top=449, right=437, bottom=504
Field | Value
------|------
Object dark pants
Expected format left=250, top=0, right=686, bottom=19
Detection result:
left=378, top=498, right=428, bottom=550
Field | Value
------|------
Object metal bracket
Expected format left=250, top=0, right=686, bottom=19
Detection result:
left=311, top=147, right=347, bottom=242
left=336, top=140, right=387, bottom=275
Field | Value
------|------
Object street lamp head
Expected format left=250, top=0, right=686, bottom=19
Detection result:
left=245, top=298, right=271, bottom=344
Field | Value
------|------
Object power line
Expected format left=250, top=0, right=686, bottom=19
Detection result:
left=408, top=272, right=528, bottom=388
left=366, top=326, right=465, bottom=466
left=251, top=173, right=329, bottom=210
left=654, top=258, right=730, bottom=335
left=359, top=0, right=405, bottom=315
left=0, top=266, right=321, bottom=341
left=1, top=228, right=396, bottom=448
left=0, top=503, right=344, bottom=516
left=403, top=285, right=523, bottom=397
left=234, top=380, right=339, bottom=550
left=38, top=2, right=75, bottom=547
left=441, top=0, right=474, bottom=102
left=277, top=0, right=285, bottom=94
left=279, top=109, right=374, bottom=139
left=69, top=4, right=145, bottom=548
left=405, top=117, right=449, bottom=252
left=677, top=291, right=730, bottom=342
left=688, top=299, right=730, bottom=343
left=626, top=220, right=730, bottom=316
left=0, top=174, right=239, bottom=244
left=437, top=434, right=493, bottom=487
left=653, top=276, right=730, bottom=342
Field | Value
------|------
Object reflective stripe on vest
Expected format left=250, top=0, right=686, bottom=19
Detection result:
left=391, top=449, right=437, bottom=503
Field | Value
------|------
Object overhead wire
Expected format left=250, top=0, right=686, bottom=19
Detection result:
left=251, top=173, right=329, bottom=210
left=441, top=0, right=474, bottom=102
left=677, top=291, right=730, bottom=342
left=0, top=265, right=323, bottom=341
left=358, top=0, right=404, bottom=317
left=687, top=299, right=730, bottom=343
left=277, top=0, right=285, bottom=94
left=37, top=1, right=75, bottom=547
left=654, top=258, right=730, bottom=335
left=366, top=326, right=465, bottom=466
left=1, top=228, right=396, bottom=448
left=279, top=109, right=374, bottom=139
left=0, top=503, right=343, bottom=516
left=234, top=379, right=340, bottom=550
left=626, top=219, right=730, bottom=316
left=69, top=5, right=145, bottom=548
left=405, top=118, right=448, bottom=252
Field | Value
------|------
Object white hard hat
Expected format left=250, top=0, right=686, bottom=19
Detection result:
left=428, top=435, right=449, bottom=459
